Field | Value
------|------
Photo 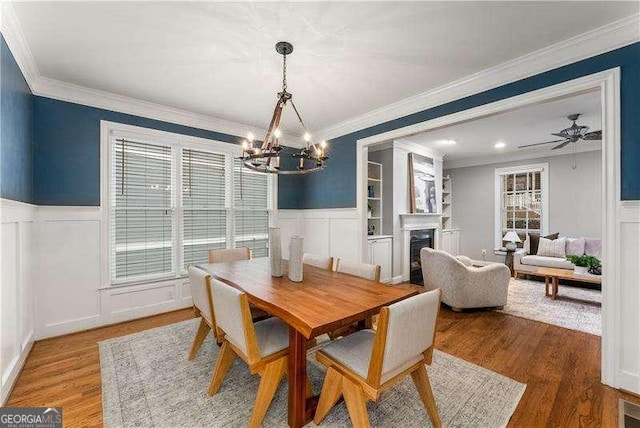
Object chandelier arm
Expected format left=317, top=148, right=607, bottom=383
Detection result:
left=261, top=99, right=285, bottom=151
left=289, top=99, right=310, bottom=138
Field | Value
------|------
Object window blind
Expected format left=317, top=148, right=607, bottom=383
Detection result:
left=182, top=148, right=228, bottom=270
left=111, top=139, right=173, bottom=283
left=234, top=159, right=269, bottom=258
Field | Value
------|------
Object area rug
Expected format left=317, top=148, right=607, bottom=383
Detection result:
left=100, top=319, right=525, bottom=427
left=499, top=277, right=601, bottom=336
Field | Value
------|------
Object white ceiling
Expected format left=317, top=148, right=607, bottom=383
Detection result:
left=11, top=2, right=638, bottom=137
left=402, top=91, right=602, bottom=168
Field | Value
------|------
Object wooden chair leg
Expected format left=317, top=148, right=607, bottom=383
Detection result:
left=306, top=373, right=314, bottom=398
left=188, top=318, right=210, bottom=361
left=314, top=367, right=344, bottom=424
left=248, top=357, right=287, bottom=428
left=342, top=376, right=370, bottom=428
left=411, top=365, right=441, bottom=428
left=208, top=341, right=236, bottom=396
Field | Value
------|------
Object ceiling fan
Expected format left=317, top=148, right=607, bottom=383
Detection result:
left=518, top=114, right=602, bottom=150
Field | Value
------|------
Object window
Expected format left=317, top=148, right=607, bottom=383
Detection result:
left=106, top=124, right=273, bottom=285
left=494, top=164, right=548, bottom=250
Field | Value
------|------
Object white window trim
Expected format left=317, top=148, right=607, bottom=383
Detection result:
left=494, top=163, right=549, bottom=250
left=100, top=120, right=277, bottom=288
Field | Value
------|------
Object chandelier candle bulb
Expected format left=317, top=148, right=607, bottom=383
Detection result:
left=288, top=235, right=304, bottom=282
left=269, top=227, right=283, bottom=277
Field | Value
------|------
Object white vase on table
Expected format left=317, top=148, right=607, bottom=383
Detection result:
left=288, top=235, right=304, bottom=282
left=269, top=227, right=283, bottom=277
left=574, top=266, right=589, bottom=275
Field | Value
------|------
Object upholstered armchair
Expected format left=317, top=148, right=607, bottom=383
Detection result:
left=420, top=248, right=510, bottom=311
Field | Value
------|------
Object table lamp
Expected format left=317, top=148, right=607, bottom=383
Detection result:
left=502, top=230, right=522, bottom=251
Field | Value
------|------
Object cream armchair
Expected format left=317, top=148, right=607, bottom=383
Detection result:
left=420, top=247, right=510, bottom=311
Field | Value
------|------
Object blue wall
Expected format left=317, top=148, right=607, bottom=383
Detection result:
left=286, top=42, right=640, bottom=209
left=1, top=34, right=34, bottom=203
left=34, top=97, right=304, bottom=206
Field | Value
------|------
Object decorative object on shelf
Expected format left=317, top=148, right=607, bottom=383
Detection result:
left=502, top=230, right=522, bottom=251
left=367, top=185, right=374, bottom=198
left=268, top=227, right=283, bottom=277
left=238, top=41, right=328, bottom=175
left=367, top=203, right=373, bottom=218
left=566, top=254, right=601, bottom=275
left=288, top=235, right=304, bottom=282
left=408, top=153, right=436, bottom=213
left=367, top=223, right=376, bottom=236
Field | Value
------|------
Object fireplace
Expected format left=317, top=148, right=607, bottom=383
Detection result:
left=409, top=229, right=435, bottom=285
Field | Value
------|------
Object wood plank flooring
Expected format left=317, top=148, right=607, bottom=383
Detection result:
left=6, top=307, right=638, bottom=427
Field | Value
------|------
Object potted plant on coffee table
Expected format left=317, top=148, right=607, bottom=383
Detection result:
left=566, top=255, right=601, bottom=275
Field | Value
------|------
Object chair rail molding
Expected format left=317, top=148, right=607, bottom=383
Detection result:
left=356, top=68, right=629, bottom=392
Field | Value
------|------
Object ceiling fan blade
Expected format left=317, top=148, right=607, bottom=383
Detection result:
left=518, top=139, right=565, bottom=149
left=551, top=140, right=572, bottom=150
left=551, top=132, right=567, bottom=138
left=583, top=130, right=602, bottom=140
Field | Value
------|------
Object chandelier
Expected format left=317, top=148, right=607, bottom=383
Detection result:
left=239, top=42, right=328, bottom=174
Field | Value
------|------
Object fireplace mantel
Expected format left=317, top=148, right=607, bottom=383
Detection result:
left=400, top=213, right=441, bottom=230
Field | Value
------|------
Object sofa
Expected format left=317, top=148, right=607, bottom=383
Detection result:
left=421, top=247, right=511, bottom=311
left=513, top=236, right=602, bottom=276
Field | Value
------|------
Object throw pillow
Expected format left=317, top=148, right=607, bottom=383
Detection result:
left=537, top=237, right=567, bottom=258
left=528, top=232, right=559, bottom=255
left=566, top=237, right=586, bottom=256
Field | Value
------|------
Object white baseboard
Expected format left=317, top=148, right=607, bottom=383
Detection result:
left=0, top=331, right=34, bottom=406
left=390, top=275, right=404, bottom=285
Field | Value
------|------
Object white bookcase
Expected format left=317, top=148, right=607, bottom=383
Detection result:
left=442, top=175, right=452, bottom=229
left=367, top=161, right=383, bottom=236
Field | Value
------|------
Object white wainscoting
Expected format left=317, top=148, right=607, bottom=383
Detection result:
left=618, top=201, right=640, bottom=393
left=32, top=206, right=193, bottom=340
left=0, top=199, right=35, bottom=405
left=276, top=209, right=359, bottom=263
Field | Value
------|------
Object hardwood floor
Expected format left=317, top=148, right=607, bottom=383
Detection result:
left=7, top=307, right=638, bottom=427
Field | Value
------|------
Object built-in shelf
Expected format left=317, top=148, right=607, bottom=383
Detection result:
left=367, top=161, right=384, bottom=237
left=442, top=176, right=452, bottom=229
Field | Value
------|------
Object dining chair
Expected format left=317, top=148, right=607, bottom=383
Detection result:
left=207, top=246, right=252, bottom=264
left=330, top=258, right=382, bottom=338
left=207, top=246, right=271, bottom=320
left=188, top=266, right=224, bottom=360
left=335, top=258, right=381, bottom=282
left=303, top=253, right=334, bottom=270
left=314, top=288, right=442, bottom=428
left=208, top=279, right=312, bottom=428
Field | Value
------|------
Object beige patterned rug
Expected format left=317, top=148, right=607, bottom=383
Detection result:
left=100, top=319, right=525, bottom=427
left=499, top=278, right=601, bottom=336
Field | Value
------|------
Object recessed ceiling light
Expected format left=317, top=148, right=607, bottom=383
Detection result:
left=438, top=139, right=457, bottom=146
left=494, top=142, right=506, bottom=149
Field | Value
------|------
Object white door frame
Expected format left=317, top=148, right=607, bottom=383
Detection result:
left=355, top=68, right=621, bottom=388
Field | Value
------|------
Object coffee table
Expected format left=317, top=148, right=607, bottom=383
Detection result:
left=521, top=266, right=602, bottom=299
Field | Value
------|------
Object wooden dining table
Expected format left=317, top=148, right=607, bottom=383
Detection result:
left=197, top=257, right=417, bottom=428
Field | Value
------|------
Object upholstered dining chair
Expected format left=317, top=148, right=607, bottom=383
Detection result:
left=314, top=289, right=442, bottom=428
left=188, top=266, right=224, bottom=360
left=303, top=253, right=334, bottom=270
left=207, top=246, right=251, bottom=264
left=208, top=279, right=312, bottom=428
left=208, top=247, right=271, bottom=324
left=330, top=258, right=381, bottom=338
left=335, top=258, right=381, bottom=282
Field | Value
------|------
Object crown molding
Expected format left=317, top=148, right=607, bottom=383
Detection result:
left=32, top=77, right=279, bottom=143
left=0, top=3, right=39, bottom=92
left=1, top=3, right=303, bottom=147
left=316, top=13, right=640, bottom=141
